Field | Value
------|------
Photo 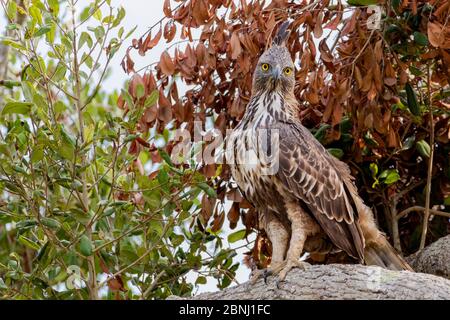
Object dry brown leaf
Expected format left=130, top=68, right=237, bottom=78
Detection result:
left=226, top=188, right=243, bottom=202
left=196, top=42, right=207, bottom=65
left=163, top=20, right=176, bottom=43
left=384, top=77, right=396, bottom=86
left=319, top=39, right=333, bottom=63
left=117, top=95, right=125, bottom=110
left=144, top=71, right=157, bottom=92
left=147, top=27, right=162, bottom=50
left=193, top=0, right=210, bottom=25
left=214, top=111, right=227, bottom=134
left=227, top=202, right=240, bottom=229
left=201, top=194, right=214, bottom=223
left=314, top=12, right=324, bottom=38
left=159, top=51, right=175, bottom=76
left=230, top=31, right=242, bottom=59
left=428, top=22, right=450, bottom=49
left=163, top=0, right=172, bottom=18
left=211, top=210, right=225, bottom=232
left=157, top=90, right=173, bottom=123
left=203, top=163, right=216, bottom=178
left=367, top=83, right=377, bottom=101
left=128, top=73, right=144, bottom=99
left=354, top=66, right=363, bottom=89
left=374, top=40, right=383, bottom=62
left=108, top=276, right=125, bottom=292
left=143, top=106, right=157, bottom=124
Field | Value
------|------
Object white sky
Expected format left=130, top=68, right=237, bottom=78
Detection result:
left=104, top=0, right=178, bottom=89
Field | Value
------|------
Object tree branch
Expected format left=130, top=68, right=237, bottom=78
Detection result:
left=170, top=264, right=450, bottom=300
left=170, top=236, right=450, bottom=300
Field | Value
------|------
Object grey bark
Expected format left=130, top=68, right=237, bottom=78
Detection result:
left=170, top=236, right=450, bottom=300
left=406, top=234, right=450, bottom=280
left=172, top=264, right=450, bottom=300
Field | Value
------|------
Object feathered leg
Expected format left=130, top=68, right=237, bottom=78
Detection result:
left=271, top=203, right=319, bottom=284
left=250, top=211, right=289, bottom=283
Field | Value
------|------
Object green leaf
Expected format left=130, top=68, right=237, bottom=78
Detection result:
left=34, top=25, right=52, bottom=38
left=52, top=63, right=67, bottom=82
left=114, top=7, right=126, bottom=28
left=93, top=8, right=102, bottom=21
left=6, top=1, right=17, bottom=20
left=392, top=0, right=401, bottom=10
left=47, top=0, right=60, bottom=16
left=401, top=135, right=416, bottom=151
left=18, top=235, right=40, bottom=251
left=409, top=66, right=423, bottom=76
left=124, top=134, right=138, bottom=143
left=159, top=149, right=174, bottom=166
left=1, top=38, right=27, bottom=51
left=29, top=6, right=43, bottom=25
left=120, top=89, right=134, bottom=108
left=33, top=93, right=47, bottom=111
left=41, top=218, right=61, bottom=230
left=227, top=229, right=246, bottom=243
left=78, top=31, right=93, bottom=49
left=413, top=32, right=428, bottom=46
left=195, top=276, right=207, bottom=285
left=16, top=219, right=38, bottom=231
left=144, top=90, right=159, bottom=107
left=0, top=80, right=21, bottom=88
left=60, top=127, right=76, bottom=147
left=124, top=25, right=138, bottom=40
left=6, top=23, right=19, bottom=31
left=54, top=101, right=67, bottom=114
left=2, top=101, right=33, bottom=115
left=313, top=124, right=330, bottom=143
left=79, top=235, right=93, bottom=256
left=369, top=163, right=378, bottom=177
left=347, top=0, right=378, bottom=5
left=379, top=169, right=400, bottom=185
left=416, top=140, right=431, bottom=158
left=46, top=23, right=56, bottom=44
left=136, top=83, right=145, bottom=99
left=79, top=7, right=90, bottom=22
left=327, top=148, right=344, bottom=159
left=31, top=146, right=44, bottom=163
left=444, top=196, right=450, bottom=206
left=405, top=83, right=421, bottom=116
left=198, top=182, right=216, bottom=198
left=0, top=278, right=7, bottom=290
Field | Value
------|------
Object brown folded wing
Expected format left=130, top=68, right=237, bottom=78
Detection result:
left=275, top=123, right=365, bottom=261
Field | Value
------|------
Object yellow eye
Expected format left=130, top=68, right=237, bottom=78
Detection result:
left=261, top=63, right=269, bottom=71
left=284, top=67, right=293, bottom=75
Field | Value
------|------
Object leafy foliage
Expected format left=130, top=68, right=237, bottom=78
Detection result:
left=0, top=0, right=239, bottom=300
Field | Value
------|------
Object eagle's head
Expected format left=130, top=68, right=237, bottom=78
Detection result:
left=252, top=21, right=295, bottom=95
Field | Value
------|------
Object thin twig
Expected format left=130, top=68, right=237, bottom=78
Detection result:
left=397, top=206, right=450, bottom=220
left=419, top=64, right=435, bottom=250
left=142, top=270, right=166, bottom=299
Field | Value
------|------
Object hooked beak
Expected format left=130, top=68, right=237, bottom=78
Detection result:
left=271, top=65, right=281, bottom=81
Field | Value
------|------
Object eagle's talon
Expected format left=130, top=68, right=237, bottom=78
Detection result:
left=263, top=269, right=272, bottom=284
left=250, top=268, right=268, bottom=284
left=277, top=260, right=310, bottom=283
left=276, top=278, right=283, bottom=289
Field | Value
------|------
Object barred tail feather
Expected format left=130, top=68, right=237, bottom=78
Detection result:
left=342, top=177, right=413, bottom=271
left=364, top=237, right=414, bottom=271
